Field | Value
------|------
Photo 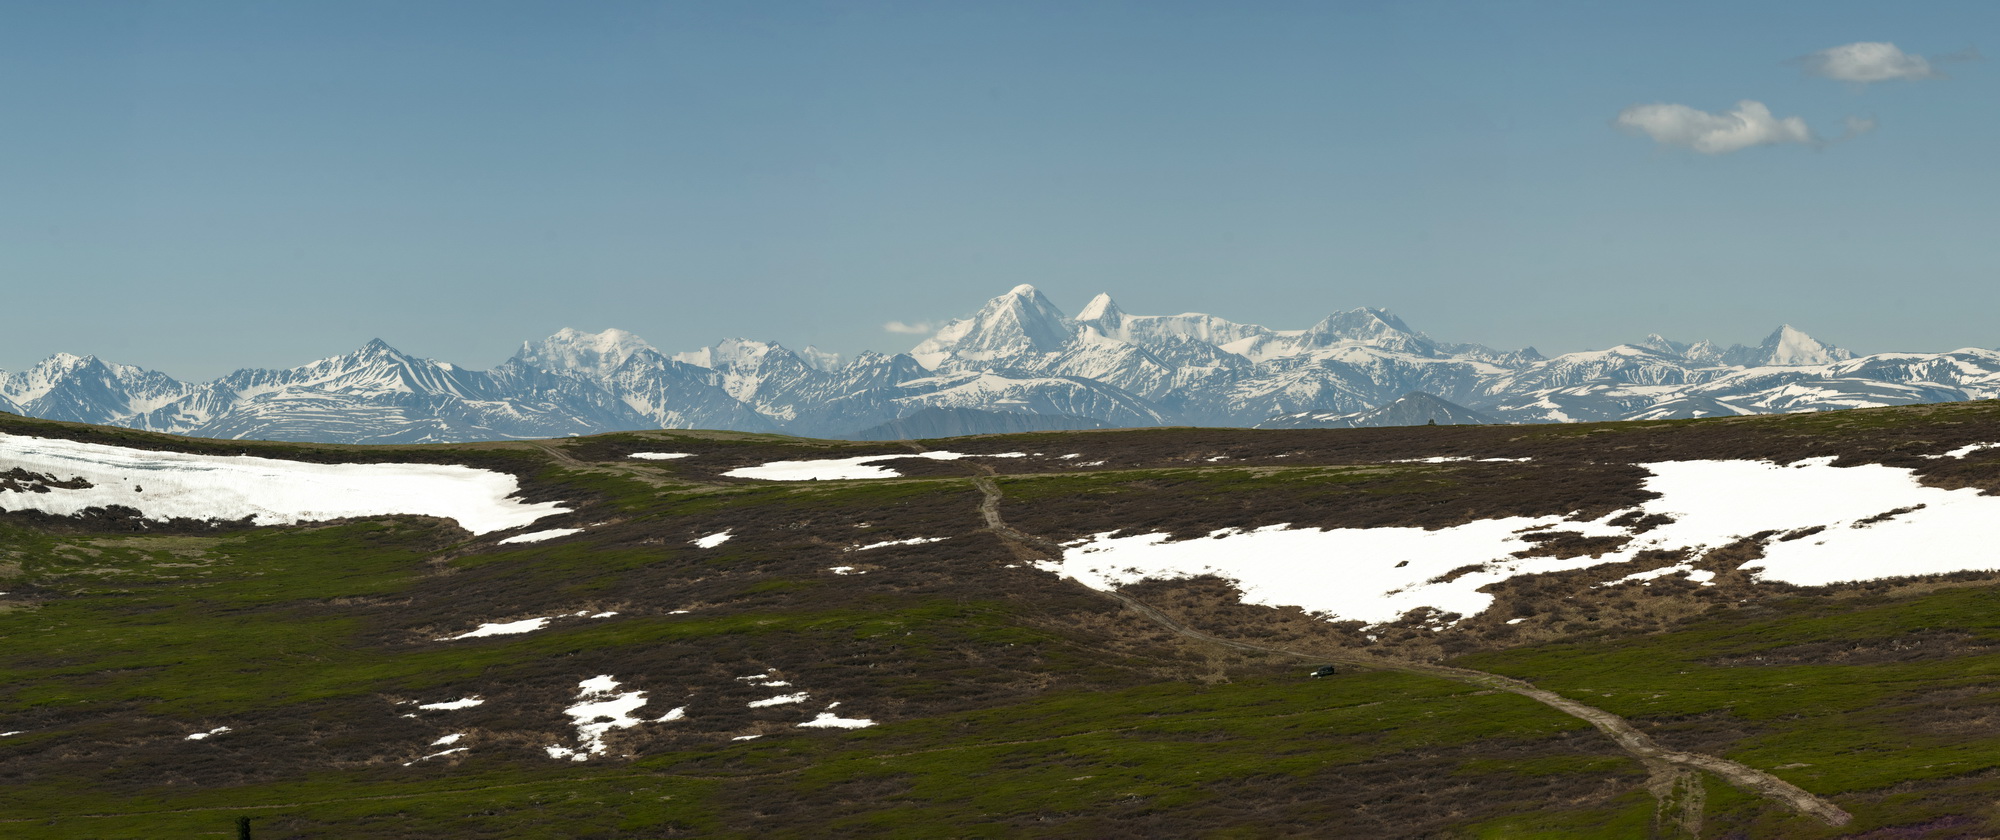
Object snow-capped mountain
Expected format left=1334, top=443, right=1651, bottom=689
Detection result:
left=3, top=286, right=1995, bottom=443
left=1259, top=392, right=1500, bottom=429
left=1, top=353, right=192, bottom=426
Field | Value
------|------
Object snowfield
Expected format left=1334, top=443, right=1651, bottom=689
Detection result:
left=499, top=527, right=582, bottom=544
left=1040, top=456, right=2000, bottom=626
left=723, top=450, right=1024, bottom=481
left=445, top=618, right=550, bottom=640
left=440, top=610, right=618, bottom=641
left=0, top=433, right=566, bottom=535
left=798, top=710, right=876, bottom=729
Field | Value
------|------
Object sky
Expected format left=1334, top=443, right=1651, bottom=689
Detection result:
left=1, top=1, right=1995, bottom=380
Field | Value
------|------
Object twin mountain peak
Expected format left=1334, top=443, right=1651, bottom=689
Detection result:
left=1, top=285, right=1986, bottom=443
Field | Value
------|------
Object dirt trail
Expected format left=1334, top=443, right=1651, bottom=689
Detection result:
left=970, top=472, right=1851, bottom=831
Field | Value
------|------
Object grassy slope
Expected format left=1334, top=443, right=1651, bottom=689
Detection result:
left=2, top=406, right=2000, bottom=837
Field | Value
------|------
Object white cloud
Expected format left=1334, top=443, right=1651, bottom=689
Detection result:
left=1613, top=100, right=1815, bottom=155
left=1795, top=42, right=1939, bottom=83
left=883, top=320, right=933, bottom=335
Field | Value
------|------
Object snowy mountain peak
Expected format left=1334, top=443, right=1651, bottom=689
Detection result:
left=1759, top=325, right=1852, bottom=366
left=516, top=328, right=659, bottom=377
left=910, top=285, right=1077, bottom=367
left=1682, top=340, right=1728, bottom=365
left=673, top=338, right=790, bottom=372
left=2, top=353, right=107, bottom=406
left=1075, top=293, right=1123, bottom=325
left=799, top=345, right=844, bottom=372
left=1637, top=334, right=1689, bottom=357
left=343, top=339, right=423, bottom=368
left=1296, top=308, right=1434, bottom=355
left=334, top=339, right=437, bottom=376
left=3, top=286, right=1983, bottom=444
left=43, top=351, right=95, bottom=369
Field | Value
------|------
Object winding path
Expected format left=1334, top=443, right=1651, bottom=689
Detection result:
left=970, top=472, right=1851, bottom=831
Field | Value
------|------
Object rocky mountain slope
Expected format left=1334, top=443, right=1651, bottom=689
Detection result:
left=4, top=285, right=1996, bottom=442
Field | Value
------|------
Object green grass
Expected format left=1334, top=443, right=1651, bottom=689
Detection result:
left=2, top=770, right=725, bottom=839
left=1456, top=586, right=2000, bottom=832
left=14, top=406, right=2000, bottom=836
left=2, top=669, right=1615, bottom=838
left=0, top=491, right=1645, bottom=837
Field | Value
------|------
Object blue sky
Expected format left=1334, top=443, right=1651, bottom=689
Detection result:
left=1, top=1, right=1994, bottom=379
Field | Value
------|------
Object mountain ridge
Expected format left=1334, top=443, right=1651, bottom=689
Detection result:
left=4, top=285, right=1996, bottom=443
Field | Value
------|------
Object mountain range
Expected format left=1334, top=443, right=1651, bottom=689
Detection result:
left=4, top=284, right=1997, bottom=443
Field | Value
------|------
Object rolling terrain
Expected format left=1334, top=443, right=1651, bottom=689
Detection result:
left=5, top=403, right=2000, bottom=837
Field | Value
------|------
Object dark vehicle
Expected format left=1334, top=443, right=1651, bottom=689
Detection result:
left=1309, top=666, right=1338, bottom=678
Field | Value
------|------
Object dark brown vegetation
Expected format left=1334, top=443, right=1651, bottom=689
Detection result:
left=8, top=401, right=2000, bottom=837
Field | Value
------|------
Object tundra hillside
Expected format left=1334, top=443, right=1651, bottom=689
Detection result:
left=4, top=403, right=2000, bottom=838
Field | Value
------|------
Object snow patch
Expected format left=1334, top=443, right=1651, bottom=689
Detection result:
left=432, top=733, right=465, bottom=746
left=499, top=528, right=583, bottom=545
left=1036, top=456, right=2000, bottom=625
left=403, top=747, right=469, bottom=765
left=828, top=566, right=863, bottom=575
left=418, top=697, right=485, bottom=711
left=748, top=692, right=810, bottom=708
left=185, top=726, right=232, bottom=741
left=545, top=675, right=682, bottom=761
left=1926, top=443, right=2000, bottom=459
left=723, top=450, right=1024, bottom=481
left=440, top=610, right=616, bottom=641
left=629, top=452, right=694, bottom=460
left=853, top=537, right=947, bottom=551
left=694, top=531, right=732, bottom=548
left=0, top=433, right=567, bottom=535
left=798, top=711, right=876, bottom=730
left=446, top=618, right=549, bottom=640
